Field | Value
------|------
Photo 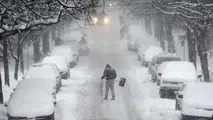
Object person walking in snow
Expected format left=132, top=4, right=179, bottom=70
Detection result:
left=101, top=64, right=117, bottom=100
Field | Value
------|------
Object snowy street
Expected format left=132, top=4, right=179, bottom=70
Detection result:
left=2, top=1, right=213, bottom=120
left=54, top=12, right=181, bottom=120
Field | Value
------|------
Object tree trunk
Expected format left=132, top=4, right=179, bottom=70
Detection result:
left=52, top=27, right=56, bottom=45
left=14, top=34, right=22, bottom=80
left=0, top=70, right=3, bottom=103
left=197, top=28, right=210, bottom=82
left=14, top=59, right=19, bottom=80
left=20, top=47, right=24, bottom=74
left=42, top=31, right=50, bottom=55
left=164, top=16, right=176, bottom=53
left=33, top=38, right=41, bottom=63
left=144, top=16, right=152, bottom=35
left=153, top=13, right=165, bottom=50
left=186, top=28, right=197, bottom=68
left=3, top=38, right=10, bottom=86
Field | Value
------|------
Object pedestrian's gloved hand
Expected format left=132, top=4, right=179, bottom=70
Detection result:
left=101, top=76, right=105, bottom=79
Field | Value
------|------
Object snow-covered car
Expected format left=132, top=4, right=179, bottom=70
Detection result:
left=140, top=46, right=163, bottom=67
left=7, top=81, right=55, bottom=120
left=157, top=61, right=200, bottom=98
left=51, top=45, right=77, bottom=68
left=23, top=63, right=61, bottom=92
left=42, top=56, right=70, bottom=79
left=175, top=82, right=213, bottom=119
left=148, top=53, right=181, bottom=82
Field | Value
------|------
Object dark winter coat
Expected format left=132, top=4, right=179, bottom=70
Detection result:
left=101, top=65, right=117, bottom=80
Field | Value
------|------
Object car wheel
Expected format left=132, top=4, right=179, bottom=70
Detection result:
left=160, top=89, right=166, bottom=98
left=157, top=79, right=160, bottom=86
left=175, top=100, right=180, bottom=110
left=182, top=114, right=193, bottom=120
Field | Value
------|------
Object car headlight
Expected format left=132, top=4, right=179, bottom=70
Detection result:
left=93, top=17, right=98, bottom=23
left=104, top=17, right=109, bottom=24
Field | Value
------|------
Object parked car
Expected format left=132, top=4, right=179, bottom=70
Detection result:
left=23, top=63, right=61, bottom=92
left=42, top=56, right=70, bottom=79
left=157, top=61, right=201, bottom=98
left=148, top=53, right=181, bottom=82
left=51, top=45, right=77, bottom=68
left=7, top=80, right=55, bottom=120
left=175, top=82, right=213, bottom=120
left=140, top=46, right=163, bottom=67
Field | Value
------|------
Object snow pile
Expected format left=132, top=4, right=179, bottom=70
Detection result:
left=144, top=46, right=163, bottom=62
left=161, top=61, right=197, bottom=82
left=140, top=98, right=181, bottom=120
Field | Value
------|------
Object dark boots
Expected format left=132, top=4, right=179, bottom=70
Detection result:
left=104, top=96, right=115, bottom=100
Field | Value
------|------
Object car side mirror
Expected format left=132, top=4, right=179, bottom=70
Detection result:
left=197, top=74, right=202, bottom=79
left=178, top=94, right=183, bottom=99
left=158, top=73, right=162, bottom=76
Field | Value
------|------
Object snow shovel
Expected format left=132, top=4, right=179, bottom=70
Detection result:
left=119, top=77, right=126, bottom=87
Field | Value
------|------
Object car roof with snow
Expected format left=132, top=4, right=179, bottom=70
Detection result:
left=183, top=82, right=213, bottom=103
left=7, top=87, right=54, bottom=118
left=161, top=61, right=197, bottom=82
left=156, top=53, right=180, bottom=58
left=154, top=53, right=181, bottom=64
